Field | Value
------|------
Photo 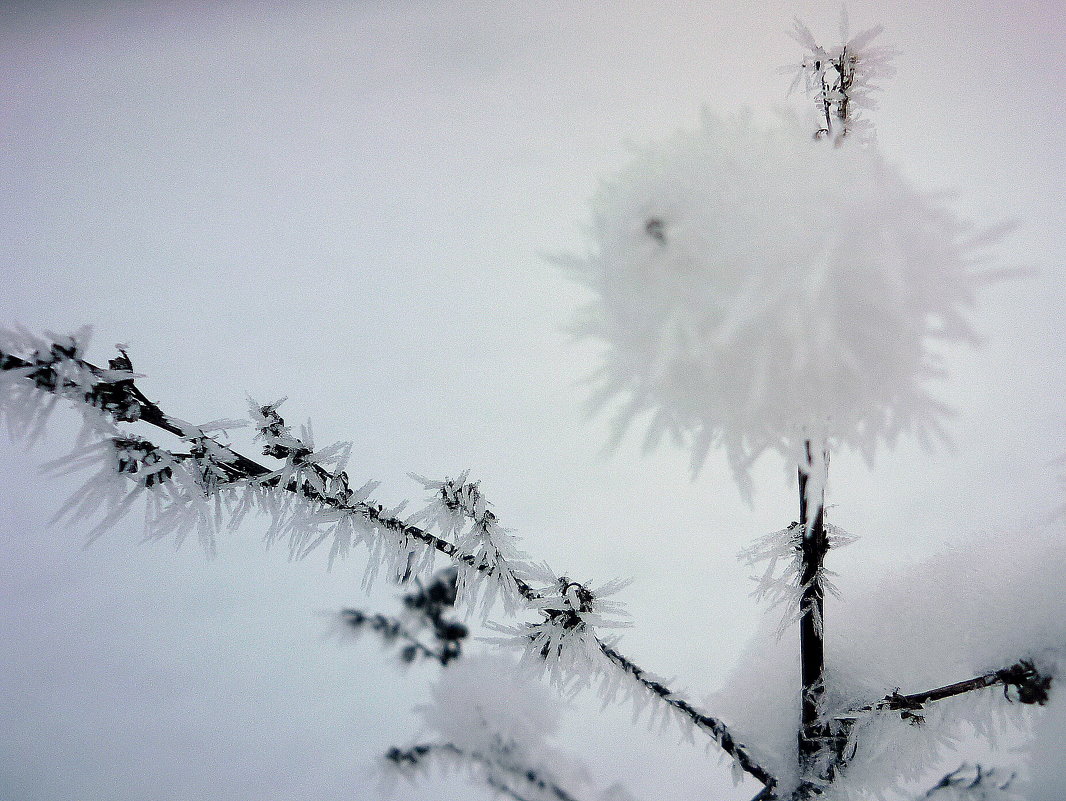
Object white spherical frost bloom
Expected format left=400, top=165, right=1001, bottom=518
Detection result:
left=567, top=112, right=996, bottom=489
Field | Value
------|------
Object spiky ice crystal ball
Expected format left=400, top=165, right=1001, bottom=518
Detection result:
left=567, top=112, right=993, bottom=488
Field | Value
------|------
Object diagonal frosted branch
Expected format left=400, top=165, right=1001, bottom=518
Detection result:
left=598, top=642, right=777, bottom=789
left=1, top=338, right=777, bottom=790
left=0, top=349, right=539, bottom=595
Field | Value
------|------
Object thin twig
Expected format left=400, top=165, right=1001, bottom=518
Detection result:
left=838, top=659, right=1053, bottom=721
left=339, top=609, right=450, bottom=665
left=598, top=642, right=777, bottom=790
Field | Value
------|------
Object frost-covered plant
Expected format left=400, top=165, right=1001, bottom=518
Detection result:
left=741, top=521, right=856, bottom=637
left=564, top=108, right=998, bottom=490
left=555, top=24, right=1026, bottom=794
left=1, top=14, right=1057, bottom=801
left=786, top=13, right=897, bottom=142
left=0, top=326, right=781, bottom=795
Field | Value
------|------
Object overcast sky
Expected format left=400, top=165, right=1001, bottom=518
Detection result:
left=2, top=1, right=1064, bottom=800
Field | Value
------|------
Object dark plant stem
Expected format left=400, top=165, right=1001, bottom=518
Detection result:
left=797, top=440, right=832, bottom=797
left=839, top=659, right=1053, bottom=722
left=817, top=71, right=832, bottom=138
left=834, top=47, right=855, bottom=138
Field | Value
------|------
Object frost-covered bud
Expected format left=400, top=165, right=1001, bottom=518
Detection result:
left=0, top=330, right=144, bottom=427
left=489, top=576, right=631, bottom=688
left=537, top=576, right=630, bottom=634
left=566, top=112, right=1000, bottom=486
left=111, top=436, right=175, bottom=487
left=90, top=349, right=142, bottom=422
left=407, top=473, right=533, bottom=616
left=247, top=397, right=352, bottom=506
left=249, top=397, right=312, bottom=461
left=17, top=329, right=99, bottom=403
left=408, top=471, right=491, bottom=540
left=788, top=17, right=896, bottom=141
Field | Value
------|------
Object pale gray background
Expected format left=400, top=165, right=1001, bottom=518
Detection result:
left=2, top=1, right=1064, bottom=799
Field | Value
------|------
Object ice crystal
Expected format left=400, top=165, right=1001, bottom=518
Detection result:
left=741, top=521, right=856, bottom=636
left=492, top=576, right=632, bottom=692
left=409, top=473, right=533, bottom=616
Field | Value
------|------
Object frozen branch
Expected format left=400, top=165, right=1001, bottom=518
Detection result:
left=839, top=659, right=1053, bottom=723
left=340, top=610, right=461, bottom=666
left=493, top=574, right=777, bottom=788
left=0, top=343, right=540, bottom=594
left=597, top=642, right=777, bottom=790
left=1, top=332, right=777, bottom=791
